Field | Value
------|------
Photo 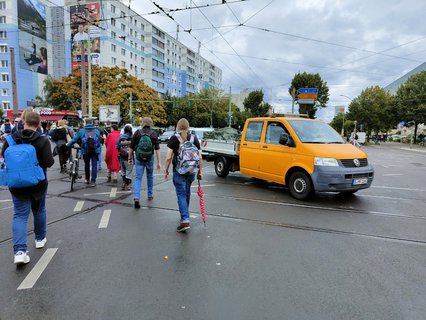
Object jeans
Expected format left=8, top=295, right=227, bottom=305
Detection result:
left=120, top=158, right=134, bottom=180
left=172, top=172, right=195, bottom=223
left=133, top=157, right=154, bottom=199
left=83, top=153, right=98, bottom=182
left=12, top=191, right=47, bottom=253
left=98, top=145, right=103, bottom=169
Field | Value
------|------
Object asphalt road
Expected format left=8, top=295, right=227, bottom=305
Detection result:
left=0, top=143, right=425, bottom=320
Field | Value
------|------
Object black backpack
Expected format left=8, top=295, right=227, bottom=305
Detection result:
left=4, top=123, right=11, bottom=134
left=83, top=130, right=99, bottom=155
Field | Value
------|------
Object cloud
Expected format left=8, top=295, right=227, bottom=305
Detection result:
left=131, top=0, right=426, bottom=120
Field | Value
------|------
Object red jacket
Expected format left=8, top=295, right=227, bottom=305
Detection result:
left=104, top=130, right=121, bottom=172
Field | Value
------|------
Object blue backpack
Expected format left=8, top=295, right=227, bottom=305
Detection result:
left=82, top=129, right=100, bottom=155
left=4, top=136, right=45, bottom=188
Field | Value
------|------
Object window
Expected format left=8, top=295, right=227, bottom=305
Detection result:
left=1, top=73, right=9, bottom=81
left=121, top=61, right=126, bottom=68
left=111, top=57, right=116, bottom=65
left=2, top=88, right=8, bottom=96
left=120, top=11, right=125, bottom=18
left=152, top=37, right=164, bottom=49
left=140, top=35, right=144, bottom=42
left=134, top=31, right=138, bottom=38
left=130, top=29, right=133, bottom=36
left=130, top=52, right=133, bottom=59
left=0, top=59, right=7, bottom=67
left=121, top=24, right=125, bottom=32
left=134, top=54, right=137, bottom=60
left=111, top=31, right=116, bottom=39
left=141, top=57, right=145, bottom=63
left=265, top=122, right=288, bottom=145
left=140, top=24, right=145, bottom=31
left=111, top=18, right=116, bottom=26
left=152, top=49, right=164, bottom=60
left=121, top=48, right=126, bottom=56
left=245, top=121, right=264, bottom=142
left=111, top=44, right=116, bottom=52
left=110, top=4, right=116, bottom=13
left=0, top=31, right=6, bottom=39
left=130, top=64, right=133, bottom=70
left=0, top=16, right=6, bottom=23
left=2, top=101, right=10, bottom=109
left=134, top=20, right=138, bottom=27
left=0, top=45, right=7, bottom=53
left=0, top=1, right=5, bottom=9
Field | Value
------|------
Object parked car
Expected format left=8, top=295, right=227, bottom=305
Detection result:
left=159, top=130, right=176, bottom=143
left=390, top=134, right=407, bottom=142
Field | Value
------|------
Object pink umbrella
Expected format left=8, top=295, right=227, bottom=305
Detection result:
left=197, top=179, right=206, bottom=225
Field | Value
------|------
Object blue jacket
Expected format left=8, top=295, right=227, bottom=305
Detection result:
left=67, top=125, right=101, bottom=155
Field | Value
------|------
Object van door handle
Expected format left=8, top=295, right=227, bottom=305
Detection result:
left=242, top=143, right=247, bottom=146
left=262, top=145, right=268, bottom=149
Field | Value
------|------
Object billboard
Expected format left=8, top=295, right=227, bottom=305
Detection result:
left=18, top=0, right=48, bottom=74
left=99, top=105, right=120, bottom=123
left=70, top=2, right=101, bottom=69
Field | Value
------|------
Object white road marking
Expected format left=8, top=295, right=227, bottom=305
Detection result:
left=382, top=174, right=403, bottom=176
left=83, top=191, right=131, bottom=196
left=191, top=184, right=216, bottom=188
left=98, top=209, right=111, bottom=229
left=356, top=194, right=416, bottom=201
left=0, top=205, right=13, bottom=211
left=372, top=185, right=426, bottom=192
left=110, top=187, right=117, bottom=198
left=0, top=199, right=12, bottom=203
left=73, top=201, right=84, bottom=212
left=17, top=248, right=58, bottom=290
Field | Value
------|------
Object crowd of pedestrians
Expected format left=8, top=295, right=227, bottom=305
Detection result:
left=1, top=114, right=203, bottom=266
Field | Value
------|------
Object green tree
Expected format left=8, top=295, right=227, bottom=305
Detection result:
left=35, top=76, right=54, bottom=108
left=329, top=113, right=354, bottom=135
left=243, top=89, right=269, bottom=117
left=395, top=71, right=426, bottom=143
left=289, top=72, right=329, bottom=118
left=346, top=86, right=394, bottom=136
left=49, top=66, right=166, bottom=125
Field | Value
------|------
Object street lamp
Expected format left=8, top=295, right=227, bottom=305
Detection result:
left=339, top=95, right=352, bottom=136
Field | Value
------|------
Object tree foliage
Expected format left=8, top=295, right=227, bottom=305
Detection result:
left=289, top=72, right=329, bottom=118
left=48, top=66, right=166, bottom=125
left=395, top=71, right=426, bottom=142
left=329, top=113, right=354, bottom=135
left=243, top=89, right=269, bottom=117
left=346, top=86, right=395, bottom=134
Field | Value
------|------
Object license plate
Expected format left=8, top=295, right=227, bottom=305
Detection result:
left=352, top=178, right=368, bottom=185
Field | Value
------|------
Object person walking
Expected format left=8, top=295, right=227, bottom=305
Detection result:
left=95, top=120, right=107, bottom=171
left=104, top=124, right=121, bottom=182
left=1, top=111, right=54, bottom=265
left=128, top=117, right=161, bottom=209
left=0, top=118, right=13, bottom=135
left=50, top=120, right=71, bottom=173
left=164, top=118, right=203, bottom=232
left=116, top=124, right=134, bottom=190
left=67, top=119, right=101, bottom=187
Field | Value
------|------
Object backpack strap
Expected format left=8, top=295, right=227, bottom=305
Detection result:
left=175, top=133, right=184, bottom=144
left=189, top=134, right=194, bottom=144
left=5, top=135, right=16, bottom=146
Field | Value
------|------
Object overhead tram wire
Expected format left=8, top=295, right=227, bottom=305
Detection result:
left=191, top=0, right=263, bottom=83
left=203, top=0, right=274, bottom=45
left=242, top=25, right=423, bottom=64
left=148, top=0, right=251, bottom=87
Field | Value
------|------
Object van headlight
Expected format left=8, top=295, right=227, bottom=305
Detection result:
left=314, top=157, right=339, bottom=166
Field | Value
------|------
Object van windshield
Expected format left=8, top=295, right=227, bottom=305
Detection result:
left=288, top=120, right=344, bottom=144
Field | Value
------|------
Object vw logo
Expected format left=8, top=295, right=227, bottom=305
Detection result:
left=353, top=159, right=360, bottom=167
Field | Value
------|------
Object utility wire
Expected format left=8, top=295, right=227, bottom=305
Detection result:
left=243, top=25, right=423, bottom=64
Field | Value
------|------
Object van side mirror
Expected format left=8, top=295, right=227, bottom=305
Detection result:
left=279, top=133, right=296, bottom=147
left=279, top=133, right=289, bottom=145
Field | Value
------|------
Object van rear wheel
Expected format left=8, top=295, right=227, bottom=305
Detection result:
left=289, top=171, right=313, bottom=200
left=215, top=156, right=229, bottom=178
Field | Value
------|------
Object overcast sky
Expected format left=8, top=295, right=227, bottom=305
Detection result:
left=59, top=0, right=426, bottom=120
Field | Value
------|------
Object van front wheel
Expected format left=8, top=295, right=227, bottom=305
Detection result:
left=289, top=171, right=313, bottom=200
left=215, top=156, right=229, bottom=178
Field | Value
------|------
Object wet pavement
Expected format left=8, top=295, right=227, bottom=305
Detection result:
left=0, top=143, right=425, bottom=319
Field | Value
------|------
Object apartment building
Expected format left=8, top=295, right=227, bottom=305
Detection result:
left=64, top=0, right=222, bottom=98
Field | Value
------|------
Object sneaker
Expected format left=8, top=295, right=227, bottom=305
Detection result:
left=148, top=196, right=154, bottom=201
left=107, top=176, right=111, bottom=183
left=177, top=223, right=190, bottom=232
left=85, top=179, right=90, bottom=184
left=35, top=237, right=47, bottom=249
left=90, top=181, right=96, bottom=187
left=134, top=199, right=140, bottom=209
left=14, top=251, right=30, bottom=265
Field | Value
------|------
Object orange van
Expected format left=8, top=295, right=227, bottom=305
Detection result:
left=203, top=117, right=374, bottom=200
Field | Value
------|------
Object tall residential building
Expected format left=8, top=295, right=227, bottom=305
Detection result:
left=0, top=0, right=66, bottom=111
left=64, top=0, right=222, bottom=98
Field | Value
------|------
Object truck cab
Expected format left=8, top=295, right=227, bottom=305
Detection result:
left=207, top=117, right=374, bottom=200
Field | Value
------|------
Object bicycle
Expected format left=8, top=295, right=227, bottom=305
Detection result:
left=69, top=146, right=82, bottom=191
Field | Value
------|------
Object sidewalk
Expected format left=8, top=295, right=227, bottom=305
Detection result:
left=367, top=141, right=426, bottom=153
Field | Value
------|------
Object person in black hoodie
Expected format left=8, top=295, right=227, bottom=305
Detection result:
left=1, top=111, right=54, bottom=265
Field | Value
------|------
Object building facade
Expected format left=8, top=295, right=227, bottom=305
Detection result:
left=0, top=0, right=222, bottom=113
left=64, top=0, right=222, bottom=98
